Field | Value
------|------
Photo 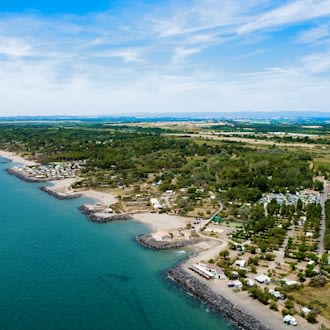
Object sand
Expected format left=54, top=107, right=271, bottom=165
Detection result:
left=132, top=212, right=190, bottom=231
left=50, top=179, right=117, bottom=206
left=50, top=178, right=77, bottom=191
left=0, top=150, right=37, bottom=166
left=79, top=189, right=117, bottom=206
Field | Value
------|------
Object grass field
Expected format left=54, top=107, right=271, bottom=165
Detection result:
left=314, top=157, right=330, bottom=170
left=221, top=221, right=244, bottom=228
left=291, top=284, right=330, bottom=319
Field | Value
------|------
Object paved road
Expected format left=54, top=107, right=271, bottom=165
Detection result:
left=318, top=180, right=329, bottom=255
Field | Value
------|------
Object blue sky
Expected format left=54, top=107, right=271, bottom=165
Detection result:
left=0, top=0, right=330, bottom=115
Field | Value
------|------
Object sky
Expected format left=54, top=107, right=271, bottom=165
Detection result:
left=0, top=0, right=330, bottom=116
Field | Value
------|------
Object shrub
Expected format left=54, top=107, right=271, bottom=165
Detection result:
left=309, top=276, right=328, bottom=288
left=285, top=299, right=294, bottom=309
left=306, top=311, right=318, bottom=324
left=270, top=301, right=278, bottom=311
left=219, top=249, right=230, bottom=258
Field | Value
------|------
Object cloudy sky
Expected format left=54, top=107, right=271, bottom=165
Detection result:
left=0, top=0, right=330, bottom=116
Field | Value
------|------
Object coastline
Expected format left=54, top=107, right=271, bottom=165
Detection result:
left=168, top=255, right=303, bottom=330
left=0, top=150, right=117, bottom=206
left=0, top=149, right=311, bottom=330
left=0, top=149, right=186, bottom=231
left=0, top=150, right=37, bottom=166
left=164, top=240, right=289, bottom=330
left=49, top=179, right=118, bottom=206
left=168, top=264, right=272, bottom=330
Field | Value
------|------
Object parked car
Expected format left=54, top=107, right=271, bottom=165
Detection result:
left=283, top=315, right=297, bottom=326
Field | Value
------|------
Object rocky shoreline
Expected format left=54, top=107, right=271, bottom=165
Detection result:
left=168, top=265, right=271, bottom=330
left=79, top=205, right=133, bottom=223
left=40, top=186, right=82, bottom=200
left=6, top=167, right=49, bottom=182
left=136, top=233, right=207, bottom=250
left=7, top=165, right=131, bottom=223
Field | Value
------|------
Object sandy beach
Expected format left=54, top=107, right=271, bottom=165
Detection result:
left=50, top=180, right=191, bottom=231
left=50, top=179, right=117, bottom=206
left=49, top=178, right=189, bottom=231
left=1, top=150, right=187, bottom=231
left=0, top=150, right=37, bottom=166
left=132, top=212, right=190, bottom=231
left=79, top=189, right=117, bottom=206
left=0, top=151, right=192, bottom=224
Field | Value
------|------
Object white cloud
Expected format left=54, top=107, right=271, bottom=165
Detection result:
left=93, top=48, right=145, bottom=63
left=297, top=25, right=330, bottom=43
left=153, top=0, right=252, bottom=38
left=0, top=1, right=330, bottom=115
left=171, top=47, right=202, bottom=64
left=0, top=37, right=33, bottom=58
left=300, top=51, right=330, bottom=73
left=238, top=0, right=330, bottom=34
left=237, top=48, right=266, bottom=60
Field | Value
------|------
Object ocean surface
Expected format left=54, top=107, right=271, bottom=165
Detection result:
left=0, top=158, right=235, bottom=330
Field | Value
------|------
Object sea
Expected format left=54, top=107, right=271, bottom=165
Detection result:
left=0, top=158, right=235, bottom=330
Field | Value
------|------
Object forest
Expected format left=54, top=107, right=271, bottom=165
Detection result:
left=0, top=124, right=319, bottom=204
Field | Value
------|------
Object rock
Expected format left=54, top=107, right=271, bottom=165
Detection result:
left=40, top=186, right=82, bottom=199
left=6, top=167, right=49, bottom=182
left=79, top=205, right=133, bottom=223
left=136, top=233, right=207, bottom=250
left=168, top=265, right=271, bottom=330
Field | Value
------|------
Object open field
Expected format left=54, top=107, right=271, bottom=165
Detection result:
left=314, top=157, right=330, bottom=170
left=166, top=133, right=320, bottom=149
left=291, top=284, right=330, bottom=320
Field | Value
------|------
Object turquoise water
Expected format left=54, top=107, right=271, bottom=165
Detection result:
left=0, top=159, right=235, bottom=330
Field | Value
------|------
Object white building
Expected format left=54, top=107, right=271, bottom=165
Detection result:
left=255, top=274, right=271, bottom=284
left=235, top=260, right=247, bottom=268
left=150, top=198, right=162, bottom=209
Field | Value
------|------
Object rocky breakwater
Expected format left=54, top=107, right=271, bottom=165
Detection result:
left=40, top=186, right=82, bottom=200
left=168, top=265, right=271, bottom=330
left=79, top=204, right=133, bottom=223
left=6, top=167, right=49, bottom=182
left=136, top=233, right=207, bottom=250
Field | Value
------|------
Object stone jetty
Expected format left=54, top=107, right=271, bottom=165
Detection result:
left=7, top=167, right=49, bottom=182
left=40, top=186, right=82, bottom=200
left=79, top=204, right=133, bottom=223
left=136, top=233, right=207, bottom=250
left=168, top=265, right=271, bottom=330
